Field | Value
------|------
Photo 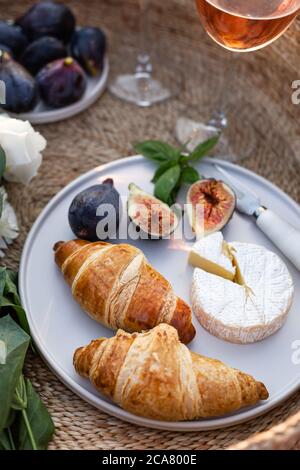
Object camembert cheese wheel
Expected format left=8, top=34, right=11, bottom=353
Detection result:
left=190, top=233, right=294, bottom=344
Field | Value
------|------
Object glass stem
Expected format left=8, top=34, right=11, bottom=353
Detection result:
left=208, top=51, right=239, bottom=130
left=136, top=0, right=152, bottom=75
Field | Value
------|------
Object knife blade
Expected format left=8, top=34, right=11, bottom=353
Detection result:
left=214, top=164, right=300, bottom=271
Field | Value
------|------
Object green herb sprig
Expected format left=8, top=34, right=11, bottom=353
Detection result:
left=0, top=273, right=54, bottom=450
left=134, top=136, right=219, bottom=205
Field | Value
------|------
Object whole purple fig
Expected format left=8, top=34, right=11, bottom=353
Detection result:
left=20, top=36, right=67, bottom=75
left=0, top=51, right=38, bottom=113
left=0, top=21, right=28, bottom=56
left=16, top=1, right=76, bottom=43
left=36, top=57, right=87, bottom=108
left=70, top=27, right=106, bottom=76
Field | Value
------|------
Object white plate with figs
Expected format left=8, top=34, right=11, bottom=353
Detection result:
left=9, top=57, right=109, bottom=125
left=19, top=155, right=300, bottom=431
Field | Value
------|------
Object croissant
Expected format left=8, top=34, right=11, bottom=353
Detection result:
left=54, top=240, right=195, bottom=343
left=74, top=323, right=268, bottom=421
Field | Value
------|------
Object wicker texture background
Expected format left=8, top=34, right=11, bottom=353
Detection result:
left=1, top=0, right=300, bottom=450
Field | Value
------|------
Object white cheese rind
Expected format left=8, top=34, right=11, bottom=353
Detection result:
left=191, top=240, right=294, bottom=344
left=189, top=232, right=236, bottom=280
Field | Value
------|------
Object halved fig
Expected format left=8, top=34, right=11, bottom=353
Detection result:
left=128, top=183, right=179, bottom=238
left=187, top=179, right=236, bottom=237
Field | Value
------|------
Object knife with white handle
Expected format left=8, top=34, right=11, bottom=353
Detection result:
left=215, top=164, right=300, bottom=271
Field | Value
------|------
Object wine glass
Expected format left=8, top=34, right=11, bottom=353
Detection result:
left=180, top=0, right=300, bottom=161
left=195, top=0, right=300, bottom=53
left=109, top=0, right=181, bottom=107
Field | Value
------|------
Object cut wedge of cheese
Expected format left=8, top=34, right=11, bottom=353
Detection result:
left=188, top=232, right=236, bottom=281
left=190, top=232, right=294, bottom=344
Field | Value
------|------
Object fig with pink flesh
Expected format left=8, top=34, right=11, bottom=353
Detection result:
left=187, top=179, right=236, bottom=237
left=128, top=183, right=179, bottom=239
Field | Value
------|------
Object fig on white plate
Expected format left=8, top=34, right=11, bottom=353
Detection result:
left=128, top=183, right=179, bottom=239
left=68, top=178, right=121, bottom=241
left=0, top=21, right=28, bottom=56
left=16, top=1, right=76, bottom=43
left=70, top=27, right=106, bottom=76
left=20, top=36, right=67, bottom=75
left=0, top=51, right=38, bottom=113
left=187, top=179, right=236, bottom=237
left=36, top=57, right=86, bottom=108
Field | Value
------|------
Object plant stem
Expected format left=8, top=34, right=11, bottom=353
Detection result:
left=7, top=428, right=15, bottom=450
left=21, top=409, right=37, bottom=450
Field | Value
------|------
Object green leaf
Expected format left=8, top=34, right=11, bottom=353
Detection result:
left=0, top=298, right=30, bottom=336
left=3, top=408, right=16, bottom=429
left=154, top=165, right=181, bottom=205
left=0, top=267, right=6, bottom=297
left=151, top=160, right=178, bottom=183
left=0, top=193, right=3, bottom=220
left=168, top=184, right=181, bottom=207
left=4, top=269, right=21, bottom=306
left=0, top=268, right=30, bottom=335
left=134, top=140, right=180, bottom=162
left=7, top=269, right=18, bottom=286
left=0, top=145, right=6, bottom=181
left=0, top=429, right=13, bottom=450
left=0, top=316, right=30, bottom=433
left=11, top=374, right=27, bottom=410
left=18, top=378, right=54, bottom=450
left=181, top=166, right=200, bottom=184
left=188, top=135, right=219, bottom=162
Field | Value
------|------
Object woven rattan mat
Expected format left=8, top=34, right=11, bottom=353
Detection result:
left=1, top=0, right=300, bottom=450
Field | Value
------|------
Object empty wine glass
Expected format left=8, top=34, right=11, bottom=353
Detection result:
left=109, top=0, right=181, bottom=107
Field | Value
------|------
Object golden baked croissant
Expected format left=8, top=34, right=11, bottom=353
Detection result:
left=74, top=323, right=269, bottom=421
left=54, top=240, right=195, bottom=343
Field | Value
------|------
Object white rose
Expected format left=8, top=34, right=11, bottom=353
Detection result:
left=0, top=186, right=19, bottom=257
left=0, top=115, right=46, bottom=185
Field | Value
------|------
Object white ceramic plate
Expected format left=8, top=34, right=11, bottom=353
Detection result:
left=19, top=156, right=300, bottom=431
left=9, top=57, right=109, bottom=124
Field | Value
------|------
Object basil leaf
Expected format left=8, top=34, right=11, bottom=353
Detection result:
left=188, top=135, right=219, bottom=161
left=0, top=145, right=6, bottom=181
left=181, top=166, right=200, bottom=184
left=151, top=160, right=178, bottom=183
left=0, top=316, right=30, bottom=433
left=154, top=165, right=181, bottom=205
left=134, top=141, right=180, bottom=162
left=168, top=182, right=181, bottom=207
left=18, top=378, right=54, bottom=450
